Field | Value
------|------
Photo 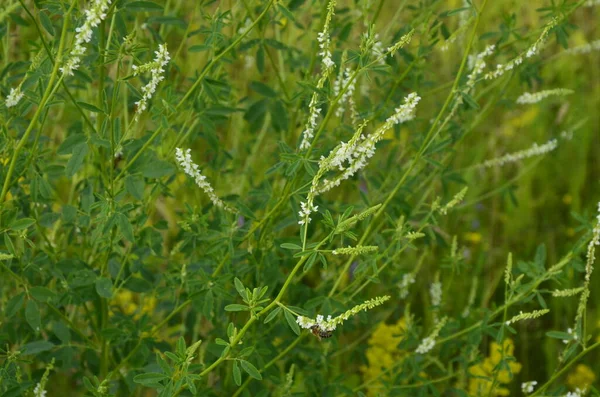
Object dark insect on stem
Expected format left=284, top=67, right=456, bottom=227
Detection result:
left=310, top=325, right=333, bottom=340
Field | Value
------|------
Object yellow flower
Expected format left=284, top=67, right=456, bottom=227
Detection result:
left=468, top=339, right=521, bottom=397
left=563, top=194, right=573, bottom=205
left=464, top=232, right=482, bottom=244
left=567, top=364, right=596, bottom=391
left=112, top=289, right=156, bottom=319
left=361, top=318, right=407, bottom=396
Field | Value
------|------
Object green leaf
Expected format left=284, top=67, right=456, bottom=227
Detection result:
left=546, top=331, right=573, bottom=340
left=133, top=373, right=169, bottom=387
left=240, top=360, right=262, bottom=380
left=141, top=159, right=175, bottom=178
left=77, top=101, right=105, bottom=114
left=9, top=218, right=35, bottom=230
left=65, top=141, right=89, bottom=177
left=125, top=174, right=145, bottom=200
left=4, top=233, right=15, bottom=256
left=30, top=286, right=56, bottom=302
left=39, top=11, right=54, bottom=36
left=57, top=133, right=87, bottom=155
left=263, top=306, right=281, bottom=324
left=233, top=361, right=242, bottom=386
left=234, top=277, right=247, bottom=300
left=116, top=213, right=134, bottom=242
left=460, top=92, right=480, bottom=110
left=224, top=304, right=248, bottom=312
left=53, top=321, right=71, bottom=344
left=303, top=252, right=318, bottom=272
left=95, top=277, right=113, bottom=299
left=284, top=309, right=301, bottom=336
left=5, top=292, right=25, bottom=318
left=280, top=243, right=302, bottom=250
left=250, top=81, right=277, bottom=97
left=22, top=340, right=54, bottom=355
left=25, top=300, right=41, bottom=332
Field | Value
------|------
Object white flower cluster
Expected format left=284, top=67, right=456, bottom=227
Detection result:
left=566, top=389, right=586, bottom=397
left=484, top=18, right=558, bottom=80
left=563, top=39, right=600, bottom=55
left=430, top=281, right=442, bottom=307
left=574, top=202, right=600, bottom=327
left=299, top=100, right=322, bottom=151
left=466, top=45, right=495, bottom=88
left=399, top=273, right=415, bottom=299
left=516, top=88, right=573, bottom=104
left=317, top=0, right=336, bottom=70
left=372, top=34, right=385, bottom=64
left=584, top=202, right=600, bottom=282
left=334, top=68, right=356, bottom=117
left=385, top=92, right=421, bottom=125
left=133, top=44, right=170, bottom=120
left=5, top=86, right=24, bottom=108
left=316, top=93, right=420, bottom=196
left=60, top=0, right=112, bottom=76
left=237, top=18, right=252, bottom=35
left=175, top=148, right=234, bottom=213
left=298, top=0, right=336, bottom=151
left=298, top=201, right=318, bottom=225
left=477, top=139, right=558, bottom=169
left=33, top=383, right=47, bottom=397
left=415, top=337, right=436, bottom=354
left=415, top=317, right=447, bottom=354
left=521, top=380, right=538, bottom=394
left=296, top=295, right=390, bottom=332
left=562, top=327, right=578, bottom=344
left=297, top=313, right=335, bottom=331
left=298, top=93, right=420, bottom=226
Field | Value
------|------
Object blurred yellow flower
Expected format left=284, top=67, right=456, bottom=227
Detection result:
left=361, top=317, right=407, bottom=396
left=468, top=339, right=521, bottom=396
left=464, top=232, right=482, bottom=244
left=563, top=194, right=573, bottom=205
left=112, top=289, right=157, bottom=319
left=567, top=364, right=596, bottom=391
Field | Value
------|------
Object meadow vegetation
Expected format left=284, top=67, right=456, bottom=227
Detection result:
left=0, top=0, right=599, bottom=396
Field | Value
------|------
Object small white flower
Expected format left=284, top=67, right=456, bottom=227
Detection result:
left=5, top=86, right=24, bottom=108
left=521, top=380, right=538, bottom=394
left=562, top=327, right=578, bottom=344
left=134, top=44, right=170, bottom=120
left=516, top=88, right=573, bottom=104
left=478, top=139, right=558, bottom=169
left=34, top=383, right=47, bottom=397
left=399, top=273, right=416, bottom=299
left=60, top=0, right=112, bottom=76
left=296, top=296, right=390, bottom=333
left=415, top=337, right=435, bottom=354
left=562, top=40, right=600, bottom=55
left=175, top=147, right=234, bottom=213
left=566, top=388, right=586, bottom=397
left=430, top=281, right=442, bottom=307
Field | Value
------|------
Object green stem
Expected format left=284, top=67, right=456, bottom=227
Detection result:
left=0, top=1, right=75, bottom=207
left=530, top=341, right=600, bottom=396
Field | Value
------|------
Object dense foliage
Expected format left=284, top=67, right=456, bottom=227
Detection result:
left=0, top=0, right=599, bottom=396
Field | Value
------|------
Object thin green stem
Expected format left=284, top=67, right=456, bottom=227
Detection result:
left=0, top=1, right=74, bottom=207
